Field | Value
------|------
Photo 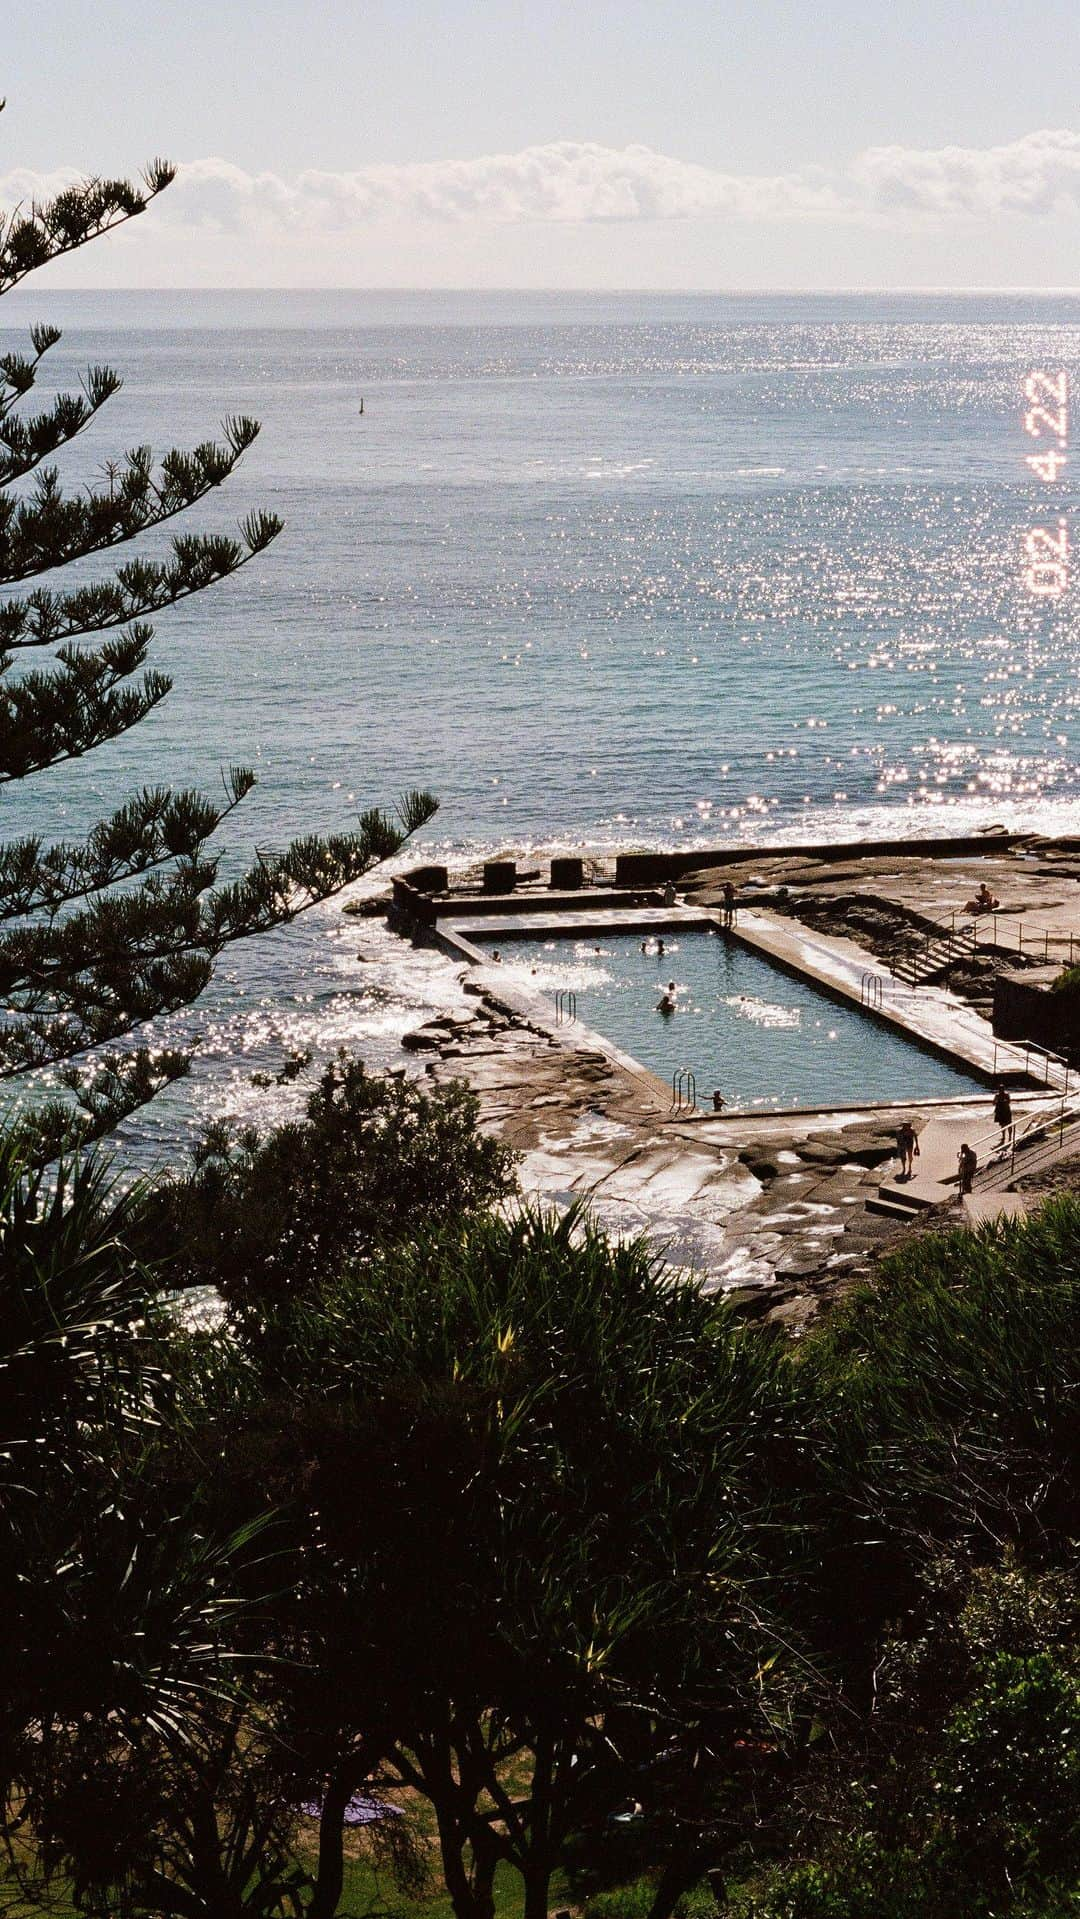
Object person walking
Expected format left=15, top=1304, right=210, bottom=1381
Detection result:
left=993, top=1083, right=1014, bottom=1146
left=895, top=1119, right=919, bottom=1180
left=957, top=1143, right=978, bottom=1195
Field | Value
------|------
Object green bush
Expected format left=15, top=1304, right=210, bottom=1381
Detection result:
left=803, top=1195, right=1080, bottom=1594
left=584, top=1880, right=659, bottom=1919
left=940, top=1650, right=1080, bottom=1890
left=1050, top=965, right=1080, bottom=996
left=584, top=1878, right=720, bottom=1919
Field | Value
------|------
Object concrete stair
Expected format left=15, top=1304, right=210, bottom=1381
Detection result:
left=865, top=1190, right=926, bottom=1220
left=887, top=922, right=978, bottom=986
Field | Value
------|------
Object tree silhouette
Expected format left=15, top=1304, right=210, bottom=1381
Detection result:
left=0, top=112, right=434, bottom=1154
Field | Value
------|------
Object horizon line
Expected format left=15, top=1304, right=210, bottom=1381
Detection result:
left=12, top=282, right=1080, bottom=297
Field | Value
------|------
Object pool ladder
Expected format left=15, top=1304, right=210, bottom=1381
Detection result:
left=671, top=1066, right=697, bottom=1113
left=555, top=989, right=577, bottom=1025
left=860, top=972, right=884, bottom=1010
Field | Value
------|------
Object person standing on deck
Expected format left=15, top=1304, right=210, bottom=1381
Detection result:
left=896, top=1119, right=919, bottom=1181
left=993, top=1084, right=1014, bottom=1146
left=958, top=1143, right=978, bottom=1195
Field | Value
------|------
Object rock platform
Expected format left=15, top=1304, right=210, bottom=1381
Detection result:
left=379, top=832, right=1080, bottom=1327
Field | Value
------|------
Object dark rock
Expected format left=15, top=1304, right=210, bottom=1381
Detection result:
left=740, top=1154, right=780, bottom=1181
left=401, top=1028, right=441, bottom=1052
left=797, top=1141, right=848, bottom=1166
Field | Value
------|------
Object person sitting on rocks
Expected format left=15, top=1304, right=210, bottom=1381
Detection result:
left=964, top=882, right=1000, bottom=915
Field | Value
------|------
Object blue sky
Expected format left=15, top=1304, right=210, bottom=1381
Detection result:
left=5, top=0, right=1080, bottom=287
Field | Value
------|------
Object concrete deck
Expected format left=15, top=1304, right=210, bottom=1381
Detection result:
left=727, top=907, right=1050, bottom=1086
left=964, top=1191, right=1031, bottom=1225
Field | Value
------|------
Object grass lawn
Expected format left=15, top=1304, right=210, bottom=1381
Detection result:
left=338, top=1853, right=564, bottom=1919
left=1, top=1848, right=569, bottom=1919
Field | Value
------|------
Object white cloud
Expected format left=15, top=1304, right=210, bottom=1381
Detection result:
left=853, top=129, right=1080, bottom=218
left=163, top=145, right=843, bottom=231
left=2, top=129, right=1078, bottom=256
left=163, top=129, right=1080, bottom=231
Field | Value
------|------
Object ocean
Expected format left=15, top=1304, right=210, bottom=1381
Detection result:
left=3, top=288, right=1079, bottom=1159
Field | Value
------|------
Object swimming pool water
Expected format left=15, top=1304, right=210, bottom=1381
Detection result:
left=485, top=927, right=984, bottom=1111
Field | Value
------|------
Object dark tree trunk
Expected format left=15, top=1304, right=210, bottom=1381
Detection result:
left=436, top=1808, right=490, bottom=1919
left=646, top=1842, right=706, bottom=1919
left=522, top=1859, right=552, bottom=1919
left=306, top=1771, right=353, bottom=1919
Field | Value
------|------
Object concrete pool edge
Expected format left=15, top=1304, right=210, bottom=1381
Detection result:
left=436, top=904, right=1039, bottom=1101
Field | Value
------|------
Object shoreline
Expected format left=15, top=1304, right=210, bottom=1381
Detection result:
left=375, top=825, right=1080, bottom=1328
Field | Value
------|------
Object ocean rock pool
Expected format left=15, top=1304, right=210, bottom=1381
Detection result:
left=480, top=926, right=985, bottom=1112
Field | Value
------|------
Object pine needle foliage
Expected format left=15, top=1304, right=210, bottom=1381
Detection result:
left=0, top=109, right=436, bottom=1151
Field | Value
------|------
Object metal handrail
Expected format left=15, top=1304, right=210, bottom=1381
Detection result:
left=670, top=1067, right=697, bottom=1113
left=982, top=913, right=1079, bottom=965
left=992, top=1035, right=1071, bottom=1093
left=554, top=989, right=577, bottom=1025
left=965, top=1093, right=1080, bottom=1189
